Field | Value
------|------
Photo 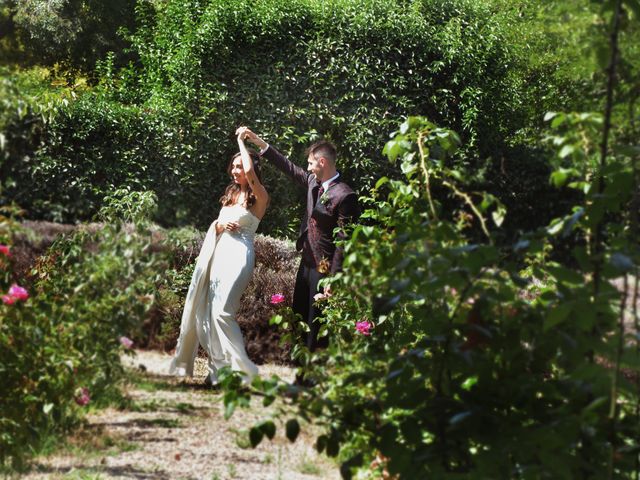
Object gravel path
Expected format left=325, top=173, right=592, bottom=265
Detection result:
left=25, top=351, right=339, bottom=480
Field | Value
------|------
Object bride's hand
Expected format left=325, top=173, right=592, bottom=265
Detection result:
left=216, top=222, right=240, bottom=234
left=224, top=221, right=240, bottom=232
left=236, top=126, right=248, bottom=140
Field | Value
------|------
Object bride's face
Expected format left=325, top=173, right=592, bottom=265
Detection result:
left=231, top=157, right=248, bottom=186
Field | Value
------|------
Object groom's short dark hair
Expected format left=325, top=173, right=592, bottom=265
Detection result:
left=306, top=140, right=337, bottom=165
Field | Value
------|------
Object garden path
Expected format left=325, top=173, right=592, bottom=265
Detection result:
left=24, top=351, right=338, bottom=480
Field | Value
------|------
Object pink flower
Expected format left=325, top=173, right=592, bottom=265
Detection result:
left=74, top=387, right=90, bottom=406
left=313, top=292, right=328, bottom=302
left=119, top=336, right=134, bottom=349
left=355, top=321, right=372, bottom=336
left=270, top=293, right=285, bottom=305
left=0, top=245, right=10, bottom=256
left=8, top=284, right=29, bottom=301
left=2, top=295, right=16, bottom=305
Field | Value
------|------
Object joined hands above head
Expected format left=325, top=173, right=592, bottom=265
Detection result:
left=235, top=126, right=267, bottom=151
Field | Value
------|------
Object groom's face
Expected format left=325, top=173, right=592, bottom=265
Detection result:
left=307, top=153, right=324, bottom=180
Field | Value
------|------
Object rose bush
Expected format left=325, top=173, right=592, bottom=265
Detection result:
left=0, top=191, right=164, bottom=470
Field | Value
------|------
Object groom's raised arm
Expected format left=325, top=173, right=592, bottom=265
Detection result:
left=262, top=145, right=309, bottom=189
left=239, top=127, right=308, bottom=189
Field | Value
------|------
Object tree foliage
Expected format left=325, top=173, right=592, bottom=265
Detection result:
left=0, top=0, right=596, bottom=238
left=0, top=0, right=137, bottom=76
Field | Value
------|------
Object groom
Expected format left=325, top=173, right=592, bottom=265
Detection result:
left=237, top=127, right=360, bottom=352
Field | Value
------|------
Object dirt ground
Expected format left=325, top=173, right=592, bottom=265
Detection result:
left=23, top=351, right=340, bottom=480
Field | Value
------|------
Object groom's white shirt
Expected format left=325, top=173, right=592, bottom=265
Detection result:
left=322, top=173, right=340, bottom=191
left=259, top=144, right=340, bottom=188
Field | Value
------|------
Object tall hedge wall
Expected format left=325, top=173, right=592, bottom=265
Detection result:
left=1, top=0, right=581, bottom=236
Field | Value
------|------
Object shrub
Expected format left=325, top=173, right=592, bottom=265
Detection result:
left=221, top=115, right=640, bottom=479
left=141, top=230, right=298, bottom=364
left=0, top=190, right=163, bottom=469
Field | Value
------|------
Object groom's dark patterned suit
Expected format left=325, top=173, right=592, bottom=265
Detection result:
left=262, top=145, right=360, bottom=351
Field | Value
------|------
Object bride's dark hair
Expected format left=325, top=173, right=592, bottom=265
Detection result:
left=219, top=149, right=262, bottom=207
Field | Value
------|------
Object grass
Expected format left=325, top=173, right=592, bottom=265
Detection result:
left=298, top=455, right=322, bottom=476
left=128, top=397, right=198, bottom=414
left=60, top=424, right=140, bottom=459
left=61, top=468, right=105, bottom=479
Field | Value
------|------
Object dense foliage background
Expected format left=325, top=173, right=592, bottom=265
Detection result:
left=4, top=0, right=634, bottom=238
left=1, top=0, right=639, bottom=477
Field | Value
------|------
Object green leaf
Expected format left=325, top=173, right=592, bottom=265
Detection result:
left=544, top=302, right=573, bottom=331
left=582, top=396, right=607, bottom=416
left=492, top=204, right=506, bottom=227
left=559, top=144, right=575, bottom=158
left=224, top=401, right=236, bottom=420
left=550, top=168, right=571, bottom=188
left=551, top=115, right=567, bottom=129
left=461, top=376, right=478, bottom=390
left=285, top=419, right=300, bottom=442
left=375, top=176, right=389, bottom=189
left=625, top=0, right=640, bottom=19
left=316, top=434, right=328, bottom=453
left=614, top=144, right=640, bottom=157
left=547, top=265, right=584, bottom=284
left=340, top=454, right=363, bottom=480
left=326, top=436, right=340, bottom=457
left=249, top=426, right=264, bottom=447
left=259, top=420, right=276, bottom=440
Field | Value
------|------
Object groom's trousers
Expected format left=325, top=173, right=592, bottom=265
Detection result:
left=292, top=259, right=328, bottom=352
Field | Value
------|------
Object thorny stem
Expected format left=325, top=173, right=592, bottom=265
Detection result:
left=597, top=1, right=623, bottom=478
left=593, top=0, right=623, bottom=310
left=417, top=131, right=438, bottom=220
left=442, top=180, right=492, bottom=242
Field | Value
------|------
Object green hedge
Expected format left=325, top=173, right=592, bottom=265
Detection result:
left=1, top=0, right=569, bottom=237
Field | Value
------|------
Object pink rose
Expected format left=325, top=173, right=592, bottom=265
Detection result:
left=119, top=336, right=134, bottom=349
left=0, top=245, right=10, bottom=256
left=270, top=293, right=285, bottom=305
left=2, top=295, right=16, bottom=305
left=8, top=284, right=29, bottom=301
left=355, top=321, right=372, bottom=336
left=74, top=387, right=90, bottom=406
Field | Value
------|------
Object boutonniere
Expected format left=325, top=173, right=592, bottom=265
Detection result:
left=317, top=257, right=331, bottom=274
left=319, top=191, right=330, bottom=205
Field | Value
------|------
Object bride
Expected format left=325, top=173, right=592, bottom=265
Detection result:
left=169, top=128, right=268, bottom=385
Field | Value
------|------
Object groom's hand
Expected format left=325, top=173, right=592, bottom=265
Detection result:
left=236, top=126, right=268, bottom=150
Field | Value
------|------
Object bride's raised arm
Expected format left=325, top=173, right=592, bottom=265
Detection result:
left=237, top=131, right=268, bottom=205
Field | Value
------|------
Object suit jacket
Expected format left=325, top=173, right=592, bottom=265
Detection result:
left=262, top=145, right=360, bottom=274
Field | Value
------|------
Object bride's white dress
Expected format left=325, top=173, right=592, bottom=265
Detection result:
left=169, top=204, right=260, bottom=382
